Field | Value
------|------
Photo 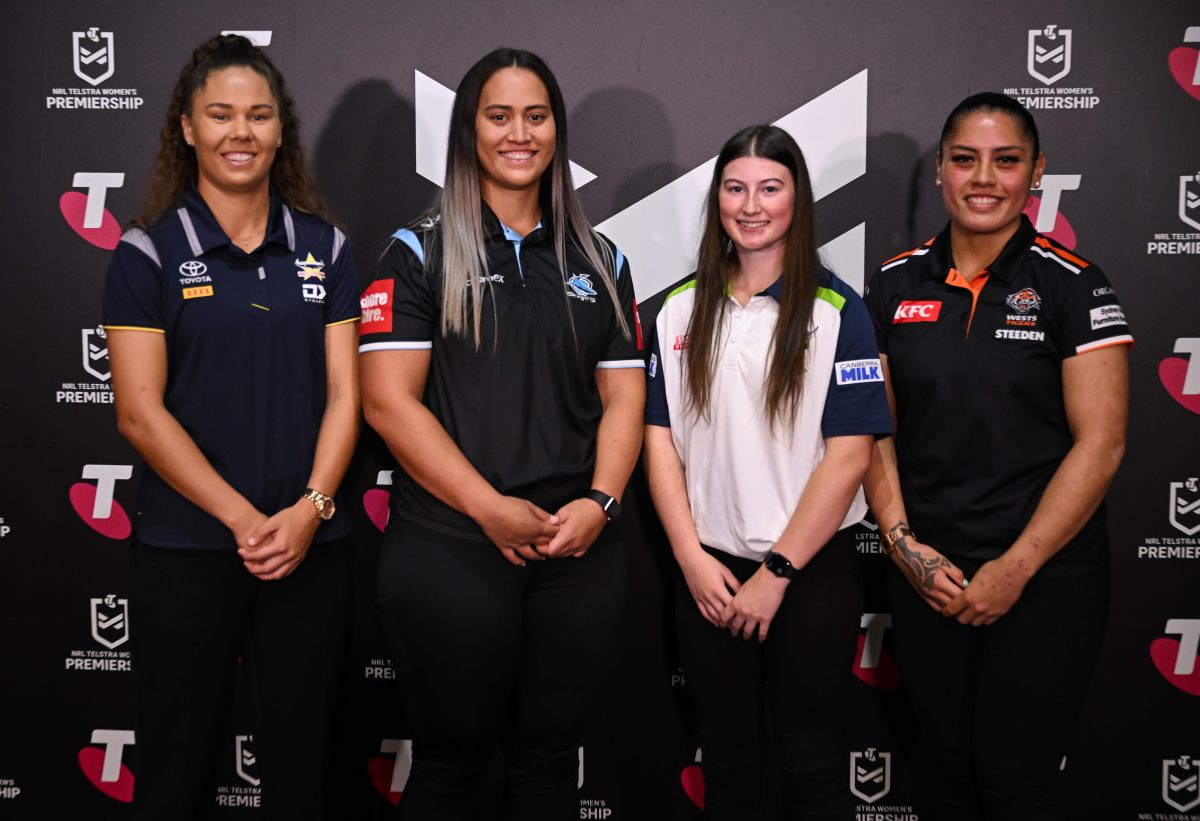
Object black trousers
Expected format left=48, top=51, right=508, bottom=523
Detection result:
left=885, top=561, right=1109, bottom=821
left=674, top=529, right=861, bottom=820
left=129, top=537, right=350, bottom=820
left=376, top=517, right=627, bottom=821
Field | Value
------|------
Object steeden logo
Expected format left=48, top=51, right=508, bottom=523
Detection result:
left=70, top=464, right=133, bottom=539
left=1151, top=619, right=1200, bottom=696
left=1161, top=339, right=1200, bottom=415
left=60, top=172, right=124, bottom=249
left=853, top=613, right=900, bottom=689
left=1169, top=27, right=1200, bottom=102
left=368, top=739, right=412, bottom=806
left=78, top=729, right=135, bottom=802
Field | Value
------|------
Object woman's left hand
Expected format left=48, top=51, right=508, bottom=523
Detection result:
left=239, top=500, right=321, bottom=580
left=942, top=555, right=1030, bottom=626
left=720, top=566, right=789, bottom=642
left=540, top=498, right=608, bottom=559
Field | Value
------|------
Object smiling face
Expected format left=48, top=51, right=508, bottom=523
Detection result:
left=718, top=155, right=795, bottom=259
left=181, top=66, right=280, bottom=199
left=938, top=109, right=1045, bottom=240
left=475, top=67, right=556, bottom=200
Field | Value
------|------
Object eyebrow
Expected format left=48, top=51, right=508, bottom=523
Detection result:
left=947, top=144, right=1026, bottom=153
left=482, top=103, right=550, bottom=111
left=203, top=102, right=275, bottom=111
left=722, top=177, right=786, bottom=185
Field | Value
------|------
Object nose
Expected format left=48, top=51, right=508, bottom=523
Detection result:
left=743, top=190, right=763, bottom=214
left=970, top=159, right=995, bottom=186
left=230, top=114, right=251, bottom=140
left=509, top=116, right=531, bottom=143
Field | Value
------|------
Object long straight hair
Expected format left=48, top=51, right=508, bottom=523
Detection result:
left=134, top=34, right=329, bottom=227
left=433, top=48, right=629, bottom=348
left=685, top=124, right=819, bottom=433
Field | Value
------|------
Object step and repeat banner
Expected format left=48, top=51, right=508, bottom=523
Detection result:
left=1, top=2, right=1198, bottom=818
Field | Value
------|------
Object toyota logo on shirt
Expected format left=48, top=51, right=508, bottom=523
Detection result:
left=892, top=301, right=942, bottom=324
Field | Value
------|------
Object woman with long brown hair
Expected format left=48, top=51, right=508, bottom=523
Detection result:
left=102, top=34, right=359, bottom=819
left=359, top=48, right=644, bottom=818
left=644, top=124, right=891, bottom=818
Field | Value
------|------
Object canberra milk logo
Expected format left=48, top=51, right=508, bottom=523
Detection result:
left=1169, top=27, right=1200, bottom=102
left=835, top=358, right=883, bottom=385
left=78, top=729, right=135, bottom=802
left=1171, top=478, right=1200, bottom=537
left=849, top=748, right=891, bottom=803
left=47, top=29, right=143, bottom=111
left=415, top=69, right=869, bottom=298
left=70, top=464, right=133, bottom=539
left=853, top=612, right=900, bottom=689
left=1161, top=339, right=1200, bottom=415
left=60, top=172, right=124, bottom=249
left=1147, top=173, right=1200, bottom=255
left=58, top=327, right=115, bottom=405
left=1164, top=755, right=1200, bottom=813
left=1005, top=26, right=1098, bottom=111
left=66, top=594, right=133, bottom=672
left=1151, top=619, right=1200, bottom=696
left=368, top=739, right=412, bottom=806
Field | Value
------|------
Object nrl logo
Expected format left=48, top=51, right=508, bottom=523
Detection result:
left=1179, top=172, right=1200, bottom=232
left=90, top=594, right=128, bottom=649
left=1028, top=25, right=1072, bottom=86
left=81, top=326, right=110, bottom=382
left=1163, top=755, right=1200, bottom=813
left=235, top=735, right=261, bottom=786
left=73, top=28, right=115, bottom=87
left=295, top=252, right=326, bottom=281
left=849, top=748, right=891, bottom=803
left=1169, top=478, right=1200, bottom=536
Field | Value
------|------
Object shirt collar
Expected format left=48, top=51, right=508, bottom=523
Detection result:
left=924, top=215, right=1036, bottom=284
left=482, top=200, right=545, bottom=243
left=178, top=186, right=293, bottom=256
left=747, top=268, right=831, bottom=302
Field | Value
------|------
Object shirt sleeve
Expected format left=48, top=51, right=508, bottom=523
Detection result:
left=102, top=228, right=166, bottom=332
left=862, top=267, right=891, bottom=355
left=324, top=226, right=361, bottom=326
left=644, top=330, right=670, bottom=427
left=821, top=286, right=893, bottom=439
left=596, top=247, right=645, bottom=369
left=1053, top=259, right=1134, bottom=358
left=358, top=229, right=437, bottom=353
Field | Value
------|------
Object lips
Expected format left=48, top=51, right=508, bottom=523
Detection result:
left=221, top=151, right=256, bottom=165
left=499, top=150, right=536, bottom=161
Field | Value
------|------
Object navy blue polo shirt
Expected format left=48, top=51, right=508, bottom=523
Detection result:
left=864, top=216, right=1133, bottom=574
left=358, top=208, right=643, bottom=541
left=102, top=187, right=360, bottom=549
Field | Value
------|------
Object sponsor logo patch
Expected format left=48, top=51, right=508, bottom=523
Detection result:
left=295, top=252, right=326, bottom=281
left=1089, top=304, right=1127, bottom=330
left=360, top=280, right=394, bottom=335
left=995, top=328, right=1045, bottom=341
left=1006, top=287, right=1042, bottom=313
left=835, top=359, right=883, bottom=385
left=566, top=272, right=597, bottom=302
left=893, top=301, right=941, bottom=323
left=648, top=353, right=658, bottom=378
left=182, top=285, right=213, bottom=299
left=673, top=333, right=689, bottom=351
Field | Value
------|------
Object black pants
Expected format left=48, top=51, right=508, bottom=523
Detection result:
left=376, top=517, right=627, bottom=820
left=886, top=562, right=1109, bottom=821
left=129, top=538, right=350, bottom=820
left=674, top=529, right=861, bottom=820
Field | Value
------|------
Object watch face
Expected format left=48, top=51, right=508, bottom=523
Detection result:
left=320, top=499, right=335, bottom=521
left=764, top=552, right=791, bottom=577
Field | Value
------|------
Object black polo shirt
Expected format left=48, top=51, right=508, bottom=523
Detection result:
left=864, top=216, right=1133, bottom=574
left=102, top=187, right=360, bottom=549
left=358, top=208, right=643, bottom=541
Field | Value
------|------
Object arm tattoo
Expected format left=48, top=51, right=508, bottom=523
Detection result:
left=896, top=538, right=950, bottom=595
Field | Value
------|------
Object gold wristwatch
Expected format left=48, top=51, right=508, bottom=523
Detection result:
left=302, top=487, right=336, bottom=521
left=881, top=522, right=915, bottom=556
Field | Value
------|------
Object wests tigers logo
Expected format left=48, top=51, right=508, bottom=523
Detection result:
left=1005, top=288, right=1042, bottom=314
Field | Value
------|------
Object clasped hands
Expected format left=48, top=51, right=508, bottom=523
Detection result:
left=478, top=494, right=608, bottom=566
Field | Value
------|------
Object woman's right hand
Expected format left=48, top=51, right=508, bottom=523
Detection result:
left=476, top=496, right=560, bottom=566
left=890, top=538, right=968, bottom=611
left=678, top=549, right=742, bottom=628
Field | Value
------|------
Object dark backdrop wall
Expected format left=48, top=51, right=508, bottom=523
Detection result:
left=2, top=1, right=1198, bottom=818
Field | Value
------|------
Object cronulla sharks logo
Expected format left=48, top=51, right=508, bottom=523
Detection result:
left=566, top=272, right=598, bottom=302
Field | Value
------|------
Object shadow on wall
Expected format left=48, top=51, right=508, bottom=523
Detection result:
left=862, top=133, right=941, bottom=268
left=312, top=78, right=438, bottom=277
left=571, top=85, right=686, bottom=225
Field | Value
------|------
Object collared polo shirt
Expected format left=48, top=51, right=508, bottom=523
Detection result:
left=645, top=269, right=892, bottom=561
left=357, top=208, right=643, bottom=541
left=102, top=187, right=360, bottom=549
left=864, top=216, right=1133, bottom=574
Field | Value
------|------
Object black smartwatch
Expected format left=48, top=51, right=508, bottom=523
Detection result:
left=584, top=490, right=622, bottom=523
left=762, top=551, right=797, bottom=580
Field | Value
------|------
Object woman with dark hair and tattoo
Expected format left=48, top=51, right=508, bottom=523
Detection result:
left=863, top=92, right=1132, bottom=820
left=103, top=34, right=359, bottom=819
left=359, top=48, right=644, bottom=818
left=643, top=124, right=891, bottom=818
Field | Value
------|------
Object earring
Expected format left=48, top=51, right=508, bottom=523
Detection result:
left=1033, top=178, right=1042, bottom=188
left=276, top=138, right=282, bottom=147
left=935, top=177, right=942, bottom=186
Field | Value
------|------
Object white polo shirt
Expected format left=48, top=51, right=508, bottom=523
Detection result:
left=645, top=270, right=891, bottom=560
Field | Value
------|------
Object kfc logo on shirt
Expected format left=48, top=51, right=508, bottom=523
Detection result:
left=1151, top=619, right=1200, bottom=696
left=70, top=464, right=133, bottom=539
left=892, top=301, right=941, bottom=324
left=78, top=729, right=135, bottom=802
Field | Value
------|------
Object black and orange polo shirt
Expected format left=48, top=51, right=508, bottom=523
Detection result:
left=864, top=216, right=1133, bottom=574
